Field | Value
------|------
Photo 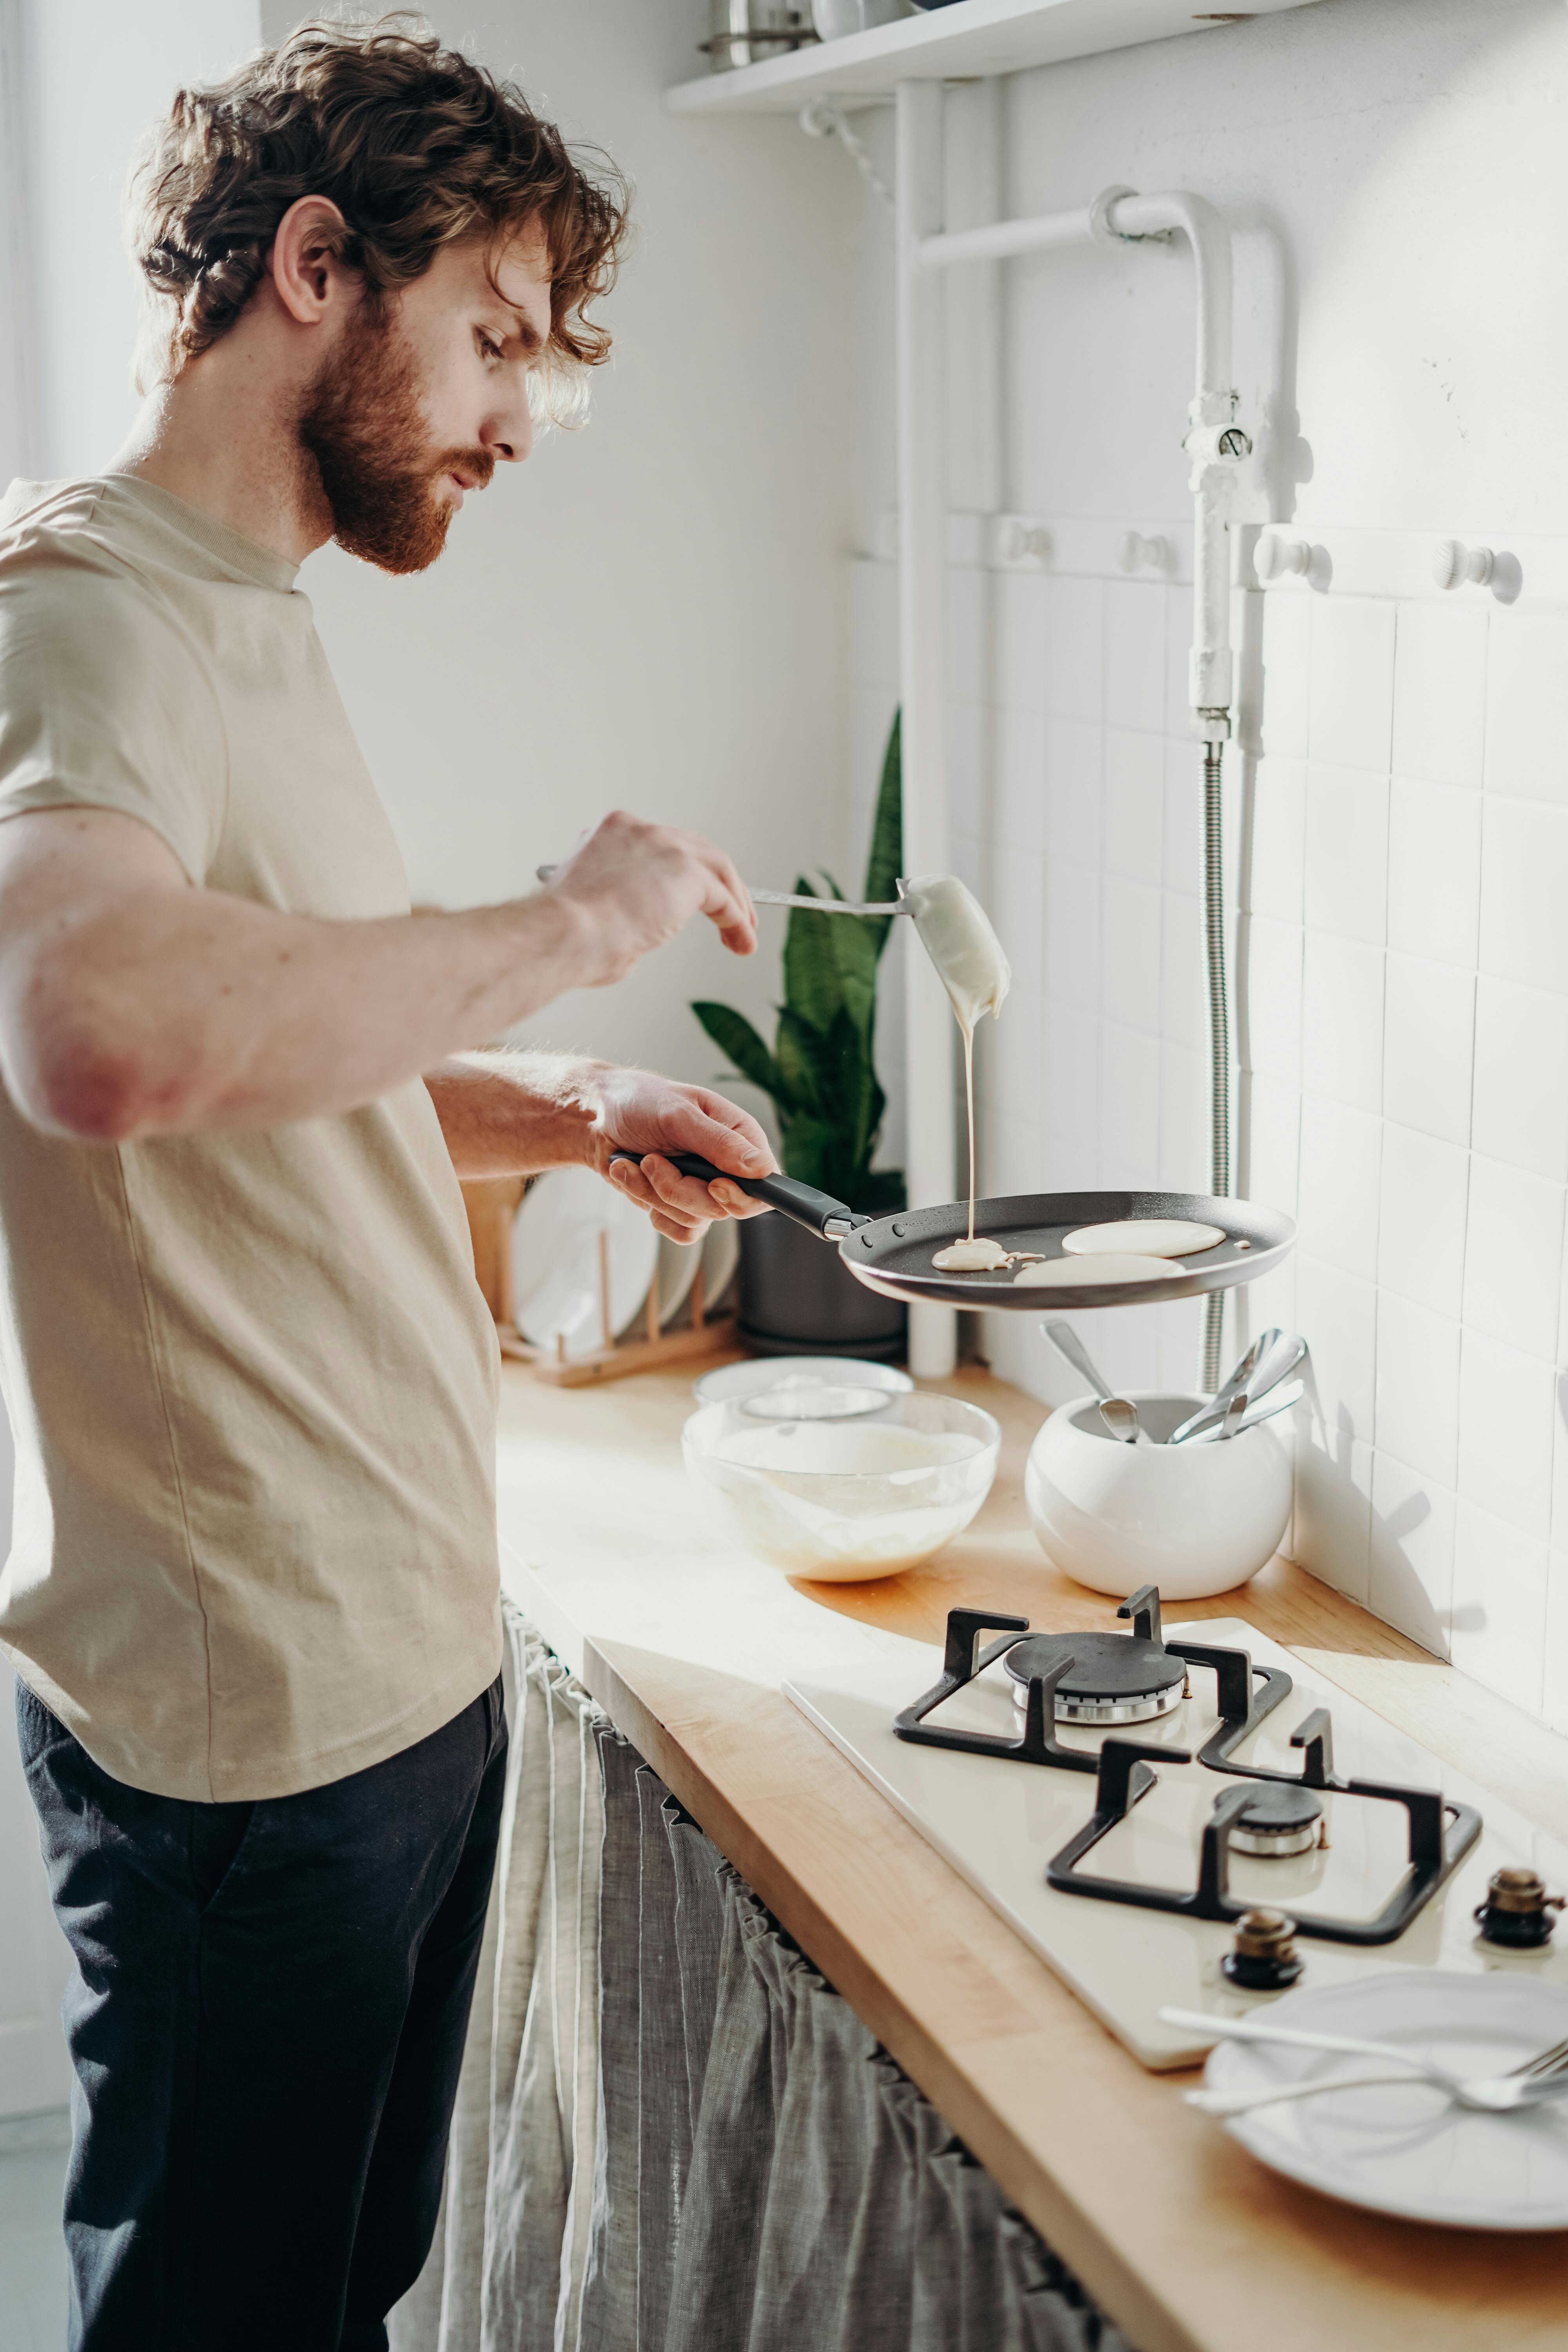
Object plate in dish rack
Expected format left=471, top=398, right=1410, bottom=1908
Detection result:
left=511, top=1168, right=658, bottom=1360
left=1209, top=1972, right=1568, bottom=2230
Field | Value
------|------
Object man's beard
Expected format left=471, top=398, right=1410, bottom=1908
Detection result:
left=297, top=303, right=493, bottom=576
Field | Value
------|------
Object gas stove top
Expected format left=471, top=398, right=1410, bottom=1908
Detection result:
left=784, top=1588, right=1568, bottom=2070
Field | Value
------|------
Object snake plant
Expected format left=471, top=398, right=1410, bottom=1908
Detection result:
left=691, top=711, right=905, bottom=1213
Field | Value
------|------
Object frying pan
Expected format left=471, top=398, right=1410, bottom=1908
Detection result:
left=608, top=1152, right=1294, bottom=1313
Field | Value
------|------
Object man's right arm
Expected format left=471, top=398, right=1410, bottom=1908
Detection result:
left=0, top=804, right=757, bottom=1143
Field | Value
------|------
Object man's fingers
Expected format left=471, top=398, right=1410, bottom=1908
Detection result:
left=691, top=839, right=757, bottom=957
left=636, top=1151, right=739, bottom=1223
left=651, top=1211, right=708, bottom=1244
left=708, top=1178, right=768, bottom=1219
left=668, top=1101, right=773, bottom=1178
left=608, top=1158, right=708, bottom=1242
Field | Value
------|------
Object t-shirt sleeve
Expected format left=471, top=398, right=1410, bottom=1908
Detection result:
left=0, top=540, right=225, bottom=886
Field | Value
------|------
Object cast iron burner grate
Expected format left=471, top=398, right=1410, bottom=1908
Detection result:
left=892, top=1585, right=1292, bottom=1774
left=1044, top=1731, right=1482, bottom=1946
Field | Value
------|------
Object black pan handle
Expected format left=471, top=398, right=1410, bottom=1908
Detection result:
left=607, top=1149, right=868, bottom=1242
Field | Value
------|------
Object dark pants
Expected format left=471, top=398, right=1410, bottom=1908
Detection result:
left=16, top=1672, right=507, bottom=2352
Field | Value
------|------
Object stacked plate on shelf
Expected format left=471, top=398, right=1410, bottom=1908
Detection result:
left=510, top=1168, right=740, bottom=1363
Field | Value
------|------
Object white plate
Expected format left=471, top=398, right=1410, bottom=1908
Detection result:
left=699, top=1216, right=740, bottom=1313
left=1208, top=1970, right=1568, bottom=2230
left=692, top=1354, right=913, bottom=1406
left=512, top=1169, right=659, bottom=1361
left=655, top=1234, right=702, bottom=1328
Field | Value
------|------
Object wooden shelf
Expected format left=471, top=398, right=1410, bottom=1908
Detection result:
left=666, top=0, right=1312, bottom=117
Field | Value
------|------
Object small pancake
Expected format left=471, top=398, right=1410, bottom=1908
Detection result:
left=932, top=1236, right=1011, bottom=1270
left=1062, top=1218, right=1226, bottom=1260
left=1012, top=1254, right=1183, bottom=1288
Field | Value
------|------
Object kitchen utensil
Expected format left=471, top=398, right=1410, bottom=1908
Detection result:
left=1178, top=1973, right=1568, bottom=2229
left=812, top=0, right=908, bottom=37
left=691, top=1355, right=913, bottom=1408
left=1168, top=1330, right=1305, bottom=1445
left=1168, top=1328, right=1277, bottom=1445
left=1186, top=2058, right=1568, bottom=2118
left=1187, top=1377, right=1305, bottom=1443
left=1161, top=2006, right=1568, bottom=2111
left=682, top=1390, right=999, bottom=1580
left=701, top=0, right=817, bottom=69
left=511, top=1169, right=659, bottom=1361
left=1098, top=1397, right=1142, bottom=1445
left=1025, top=1392, right=1291, bottom=1597
left=1042, top=1319, right=1112, bottom=1399
left=607, top=1155, right=1296, bottom=1315
left=536, top=863, right=909, bottom=916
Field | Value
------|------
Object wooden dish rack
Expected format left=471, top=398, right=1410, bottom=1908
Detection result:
left=460, top=1174, right=737, bottom=1388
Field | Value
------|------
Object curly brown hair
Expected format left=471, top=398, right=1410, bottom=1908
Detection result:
left=127, top=13, right=630, bottom=419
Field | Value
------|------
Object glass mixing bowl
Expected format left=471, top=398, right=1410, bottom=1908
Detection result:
left=682, top=1388, right=1000, bottom=1581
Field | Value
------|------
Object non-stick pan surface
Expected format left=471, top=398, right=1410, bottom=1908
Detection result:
left=832, top=1189, right=1293, bottom=1311
left=610, top=1154, right=1294, bottom=1313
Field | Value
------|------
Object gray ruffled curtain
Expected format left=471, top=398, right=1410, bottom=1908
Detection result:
left=392, top=1609, right=1134, bottom=2352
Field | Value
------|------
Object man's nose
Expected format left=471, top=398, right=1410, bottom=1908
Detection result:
left=485, top=402, right=533, bottom=466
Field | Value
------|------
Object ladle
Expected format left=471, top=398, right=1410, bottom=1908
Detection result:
left=537, top=863, right=911, bottom=916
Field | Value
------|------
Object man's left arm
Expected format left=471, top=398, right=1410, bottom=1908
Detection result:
left=424, top=1051, right=774, bottom=1243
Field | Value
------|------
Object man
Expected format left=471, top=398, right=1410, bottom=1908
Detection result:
left=0, top=20, right=771, bottom=2348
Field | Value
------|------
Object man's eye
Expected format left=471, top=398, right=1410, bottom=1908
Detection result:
left=477, top=332, right=503, bottom=363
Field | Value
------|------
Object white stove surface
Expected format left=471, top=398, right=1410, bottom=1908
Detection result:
left=784, top=1619, right=1568, bottom=2071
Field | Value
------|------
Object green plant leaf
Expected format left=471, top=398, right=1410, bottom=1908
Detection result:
left=828, top=909, right=879, bottom=1051
left=782, top=880, right=847, bottom=1038
left=778, top=1111, right=840, bottom=1191
left=689, top=1002, right=779, bottom=1102
left=862, top=708, right=903, bottom=956
left=775, top=1007, right=826, bottom=1117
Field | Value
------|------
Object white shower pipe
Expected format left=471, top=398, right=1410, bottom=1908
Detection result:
left=893, top=97, right=1250, bottom=1378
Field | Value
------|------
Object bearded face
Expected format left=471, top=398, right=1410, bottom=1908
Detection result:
left=297, top=298, right=494, bottom=575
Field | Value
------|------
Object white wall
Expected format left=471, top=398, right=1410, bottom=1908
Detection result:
left=18, top=0, right=262, bottom=476
left=849, top=0, right=1568, bottom=1730
left=258, top=0, right=866, bottom=1096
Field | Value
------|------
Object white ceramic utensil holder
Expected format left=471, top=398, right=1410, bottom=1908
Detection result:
left=1024, top=1393, right=1292, bottom=1601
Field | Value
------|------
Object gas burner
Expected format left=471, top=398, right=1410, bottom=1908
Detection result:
left=892, top=1585, right=1292, bottom=1772
left=1004, top=1630, right=1187, bottom=1725
left=1045, top=1729, right=1482, bottom=1947
left=1226, top=1782, right=1323, bottom=1858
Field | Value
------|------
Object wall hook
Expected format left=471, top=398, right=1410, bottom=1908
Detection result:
left=1122, top=532, right=1171, bottom=573
left=1255, top=531, right=1311, bottom=583
left=1432, top=537, right=1494, bottom=591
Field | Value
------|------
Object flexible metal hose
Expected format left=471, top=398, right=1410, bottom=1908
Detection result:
left=1201, top=740, right=1229, bottom=1393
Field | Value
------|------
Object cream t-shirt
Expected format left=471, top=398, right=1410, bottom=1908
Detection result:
left=0, top=476, right=503, bottom=1802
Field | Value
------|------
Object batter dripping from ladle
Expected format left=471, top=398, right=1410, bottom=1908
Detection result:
left=898, top=877, right=1023, bottom=1272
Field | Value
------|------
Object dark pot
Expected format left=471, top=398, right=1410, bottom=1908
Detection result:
left=738, top=1212, right=906, bottom=1360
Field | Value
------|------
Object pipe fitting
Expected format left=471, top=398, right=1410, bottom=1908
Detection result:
left=1088, top=185, right=1143, bottom=245
left=1185, top=421, right=1252, bottom=465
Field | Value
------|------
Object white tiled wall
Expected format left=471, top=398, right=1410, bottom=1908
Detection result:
left=850, top=550, right=1568, bottom=1738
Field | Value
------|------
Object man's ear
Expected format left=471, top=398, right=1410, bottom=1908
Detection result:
left=267, top=196, right=356, bottom=328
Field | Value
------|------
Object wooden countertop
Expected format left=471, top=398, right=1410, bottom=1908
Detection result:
left=495, top=1357, right=1568, bottom=2352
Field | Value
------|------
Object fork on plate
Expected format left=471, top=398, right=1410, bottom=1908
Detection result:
left=1158, top=2007, right=1568, bottom=2117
